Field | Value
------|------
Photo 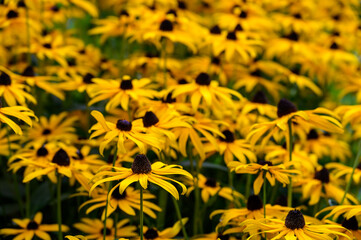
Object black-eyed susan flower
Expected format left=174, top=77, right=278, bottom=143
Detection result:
left=87, top=75, right=157, bottom=112
left=73, top=218, right=137, bottom=240
left=0, top=212, right=69, bottom=240
left=0, top=104, right=35, bottom=135
left=24, top=112, right=78, bottom=146
left=186, top=174, right=244, bottom=203
left=90, top=154, right=192, bottom=200
left=169, top=72, right=242, bottom=111
left=295, top=167, right=358, bottom=205
left=241, top=209, right=350, bottom=240
left=0, top=67, right=37, bottom=106
left=211, top=195, right=292, bottom=234
left=228, top=160, right=299, bottom=195
left=139, top=218, right=188, bottom=240
left=89, top=110, right=163, bottom=155
left=247, top=98, right=344, bottom=146
left=205, top=129, right=256, bottom=164
left=80, top=186, right=161, bottom=219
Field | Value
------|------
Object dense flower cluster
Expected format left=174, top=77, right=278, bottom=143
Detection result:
left=0, top=0, right=361, bottom=239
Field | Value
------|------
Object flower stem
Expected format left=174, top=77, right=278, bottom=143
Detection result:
left=245, top=174, right=252, bottom=198
left=140, top=186, right=144, bottom=240
left=161, top=37, right=168, bottom=88
left=172, top=197, right=189, bottom=240
left=263, top=174, right=266, bottom=218
left=114, top=211, right=118, bottom=240
left=156, top=189, right=168, bottom=229
left=103, top=148, right=118, bottom=240
left=56, top=171, right=63, bottom=240
left=340, top=139, right=361, bottom=205
left=26, top=182, right=30, bottom=218
left=287, top=120, right=293, bottom=207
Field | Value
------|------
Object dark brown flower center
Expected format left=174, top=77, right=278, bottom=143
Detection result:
left=111, top=186, right=127, bottom=200
left=226, top=31, right=237, bottom=40
left=258, top=160, right=273, bottom=166
left=120, top=79, right=133, bottom=90
left=342, top=216, right=359, bottom=230
left=330, top=42, right=339, bottom=50
left=195, top=72, right=211, bottom=86
left=205, top=178, right=217, bottom=188
left=36, top=146, right=49, bottom=157
left=52, top=149, right=70, bottom=166
left=131, top=154, right=152, bottom=174
left=247, top=195, right=263, bottom=211
left=178, top=78, right=188, bottom=84
left=22, top=66, right=35, bottom=77
left=284, top=31, right=299, bottom=41
left=119, top=10, right=129, bottom=17
left=277, top=99, right=297, bottom=118
left=100, top=228, right=111, bottom=236
left=43, top=43, right=52, bottom=49
left=234, top=23, right=243, bottom=31
left=178, top=1, right=187, bottom=9
left=210, top=25, right=221, bottom=34
left=0, top=72, right=11, bottom=85
left=239, top=11, right=247, bottom=18
left=159, top=19, right=173, bottom=31
left=51, top=5, right=60, bottom=12
left=17, top=1, right=26, bottom=7
left=7, top=10, right=18, bottom=19
left=82, top=73, right=94, bottom=84
left=144, top=228, right=159, bottom=239
left=314, top=167, right=330, bottom=183
left=293, top=13, right=302, bottom=19
left=285, top=210, right=305, bottom=229
left=307, top=129, right=319, bottom=140
left=26, top=220, right=39, bottom=230
left=219, top=130, right=235, bottom=143
left=211, top=57, right=221, bottom=65
left=251, top=91, right=268, bottom=104
left=143, top=111, right=159, bottom=127
left=42, top=129, right=51, bottom=135
left=116, top=119, right=132, bottom=131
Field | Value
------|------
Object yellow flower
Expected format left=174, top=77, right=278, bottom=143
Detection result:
left=241, top=209, right=351, bottom=240
left=247, top=98, right=344, bottom=146
left=25, top=112, right=78, bottom=146
left=0, top=67, right=37, bottom=106
left=87, top=75, right=157, bottom=111
left=295, top=167, right=358, bottom=205
left=228, top=160, right=299, bottom=195
left=0, top=105, right=35, bottom=135
left=0, top=212, right=69, bottom=240
left=205, top=129, right=256, bottom=164
left=74, top=218, right=137, bottom=240
left=186, top=174, right=244, bottom=203
left=89, top=110, right=163, bottom=155
left=170, top=72, right=242, bottom=111
left=79, top=186, right=161, bottom=219
left=139, top=218, right=188, bottom=240
left=90, top=154, right=193, bottom=200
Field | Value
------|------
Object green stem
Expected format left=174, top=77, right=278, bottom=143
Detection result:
left=340, top=139, right=361, bottom=205
left=161, top=38, right=168, bottom=88
left=156, top=189, right=168, bottom=229
left=26, top=182, right=30, bottom=218
left=263, top=174, right=266, bottom=218
left=245, top=174, right=252, bottom=199
left=172, top=197, right=189, bottom=240
left=56, top=171, right=63, bottom=240
left=114, top=211, right=118, bottom=240
left=103, top=148, right=118, bottom=240
left=140, top=186, right=144, bottom=240
left=287, top=120, right=293, bottom=208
